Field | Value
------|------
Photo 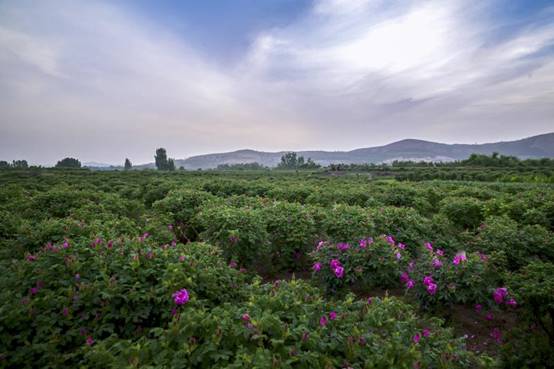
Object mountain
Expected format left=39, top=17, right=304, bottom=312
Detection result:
left=83, top=161, right=115, bottom=168
left=126, top=133, right=554, bottom=170
left=175, top=132, right=554, bottom=169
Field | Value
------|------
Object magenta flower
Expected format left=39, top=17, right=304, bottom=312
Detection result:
left=400, top=271, right=410, bottom=283
left=474, top=304, right=483, bottom=313
left=320, top=316, right=328, bottom=327
left=359, top=239, right=368, bottom=249
left=228, top=260, right=238, bottom=268
left=63, top=240, right=70, bottom=249
left=316, top=240, right=325, bottom=251
left=26, top=254, right=37, bottom=262
left=432, top=258, right=442, bottom=269
left=337, top=242, right=350, bottom=251
left=423, top=276, right=434, bottom=286
left=422, top=328, right=431, bottom=337
left=86, top=336, right=94, bottom=346
left=172, top=289, right=190, bottom=305
left=397, top=243, right=406, bottom=250
left=436, top=249, right=444, bottom=256
left=63, top=307, right=69, bottom=317
left=490, top=328, right=502, bottom=343
left=407, top=261, right=415, bottom=272
left=367, top=297, right=372, bottom=305
left=312, top=262, right=322, bottom=272
left=413, top=333, right=421, bottom=344
left=506, top=298, right=517, bottom=308
left=329, top=311, right=337, bottom=320
left=168, top=224, right=173, bottom=230
left=330, top=259, right=341, bottom=269
left=395, top=252, right=402, bottom=260
left=424, top=242, right=433, bottom=252
left=179, top=255, right=186, bottom=262
left=486, top=312, right=494, bottom=321
left=241, top=313, right=250, bottom=322
left=385, top=235, right=395, bottom=245
left=493, top=287, right=508, bottom=304
left=453, top=251, right=467, bottom=265
left=334, top=266, right=345, bottom=278
left=426, top=283, right=438, bottom=295
left=30, top=287, right=39, bottom=295
left=406, top=279, right=415, bottom=289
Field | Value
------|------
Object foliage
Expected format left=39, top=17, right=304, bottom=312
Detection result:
left=262, top=201, right=319, bottom=271
left=0, top=240, right=249, bottom=368
left=196, top=204, right=270, bottom=268
left=0, top=168, right=552, bottom=368
left=56, top=157, right=82, bottom=168
left=311, top=237, right=405, bottom=293
left=86, top=281, right=489, bottom=369
left=277, top=152, right=320, bottom=170
left=440, top=197, right=484, bottom=230
left=154, top=147, right=175, bottom=171
left=509, top=261, right=554, bottom=346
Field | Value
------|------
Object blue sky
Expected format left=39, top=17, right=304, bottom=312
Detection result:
left=1, top=0, right=553, bottom=165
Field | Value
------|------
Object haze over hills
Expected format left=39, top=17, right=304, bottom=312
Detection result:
left=130, top=132, right=554, bottom=170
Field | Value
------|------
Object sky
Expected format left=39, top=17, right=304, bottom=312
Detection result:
left=0, top=0, right=553, bottom=165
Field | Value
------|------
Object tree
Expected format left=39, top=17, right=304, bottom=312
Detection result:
left=12, top=160, right=29, bottom=169
left=167, top=158, right=175, bottom=171
left=155, top=148, right=168, bottom=170
left=124, top=158, right=132, bottom=170
left=277, top=152, right=320, bottom=170
left=55, top=158, right=81, bottom=168
left=277, top=152, right=298, bottom=169
left=154, top=148, right=176, bottom=171
left=0, top=161, right=9, bottom=169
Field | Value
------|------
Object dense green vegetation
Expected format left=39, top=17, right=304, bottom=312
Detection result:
left=0, top=168, right=553, bottom=368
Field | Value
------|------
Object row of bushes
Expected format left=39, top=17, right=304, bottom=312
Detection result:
left=0, top=236, right=492, bottom=368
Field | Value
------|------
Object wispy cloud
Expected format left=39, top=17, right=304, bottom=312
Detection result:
left=0, top=0, right=553, bottom=164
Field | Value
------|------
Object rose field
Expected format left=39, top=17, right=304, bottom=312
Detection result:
left=0, top=168, right=553, bottom=369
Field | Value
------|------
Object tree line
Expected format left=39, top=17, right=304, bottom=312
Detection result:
left=2, top=151, right=553, bottom=171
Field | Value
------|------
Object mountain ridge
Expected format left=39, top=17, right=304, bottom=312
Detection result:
left=134, top=132, right=554, bottom=169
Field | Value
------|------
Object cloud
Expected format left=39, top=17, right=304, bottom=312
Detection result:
left=0, top=0, right=553, bottom=164
left=240, top=0, right=554, bottom=143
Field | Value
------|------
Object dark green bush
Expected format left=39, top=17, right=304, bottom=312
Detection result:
left=196, top=205, right=269, bottom=268
left=440, top=197, right=484, bottom=229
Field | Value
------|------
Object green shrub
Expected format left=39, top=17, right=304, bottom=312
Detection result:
left=369, top=206, right=432, bottom=255
left=86, top=280, right=491, bottom=369
left=196, top=205, right=269, bottom=267
left=407, top=248, right=500, bottom=311
left=0, top=240, right=248, bottom=368
left=262, top=201, right=319, bottom=271
left=321, top=204, right=374, bottom=243
left=509, top=261, right=554, bottom=348
left=153, top=189, right=218, bottom=241
left=440, top=197, right=484, bottom=229
left=311, top=237, right=405, bottom=293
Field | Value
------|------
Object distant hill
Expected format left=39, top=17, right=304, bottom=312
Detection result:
left=172, top=132, right=554, bottom=169
left=83, top=162, right=115, bottom=168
